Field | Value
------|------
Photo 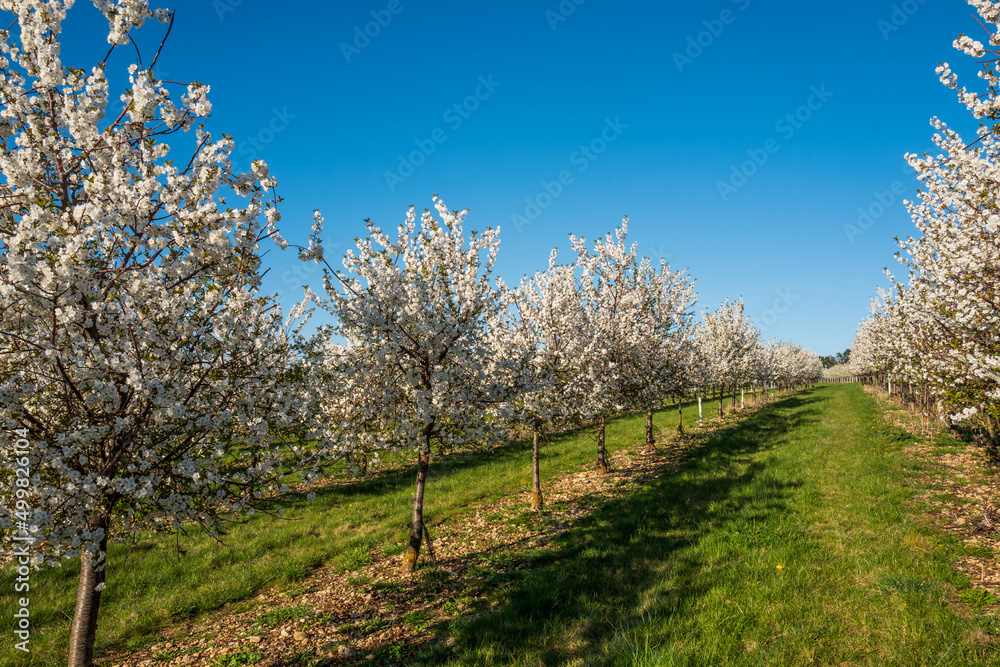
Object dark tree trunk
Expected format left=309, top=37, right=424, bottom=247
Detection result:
left=68, top=515, right=110, bottom=667
left=677, top=397, right=684, bottom=436
left=596, top=416, right=609, bottom=473
left=988, top=419, right=999, bottom=466
left=531, top=428, right=543, bottom=510
left=645, top=408, right=656, bottom=452
left=717, top=386, right=723, bottom=418
left=402, top=447, right=431, bottom=572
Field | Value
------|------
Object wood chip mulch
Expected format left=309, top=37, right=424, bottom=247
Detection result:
left=865, top=386, right=1000, bottom=604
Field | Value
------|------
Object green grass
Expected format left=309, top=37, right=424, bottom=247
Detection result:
left=207, top=647, right=262, bottom=667
left=0, top=395, right=717, bottom=665
left=420, top=384, right=1000, bottom=666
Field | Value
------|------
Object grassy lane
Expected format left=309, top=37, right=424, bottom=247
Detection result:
left=435, top=384, right=999, bottom=666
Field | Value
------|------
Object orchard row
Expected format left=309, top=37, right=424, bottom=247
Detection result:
left=829, top=0, right=1000, bottom=460
left=278, top=204, right=824, bottom=572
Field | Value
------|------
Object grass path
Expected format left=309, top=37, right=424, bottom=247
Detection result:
left=436, top=384, right=999, bottom=665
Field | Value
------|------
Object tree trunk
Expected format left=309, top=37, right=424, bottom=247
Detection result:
left=402, top=448, right=431, bottom=572
left=596, top=416, right=609, bottom=473
left=531, top=428, right=543, bottom=510
left=717, top=386, right=723, bottom=418
left=645, top=408, right=655, bottom=452
left=68, top=515, right=110, bottom=667
left=988, top=418, right=999, bottom=466
left=698, top=395, right=703, bottom=426
left=676, top=397, right=684, bottom=436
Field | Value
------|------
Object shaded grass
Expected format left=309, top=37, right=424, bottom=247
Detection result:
left=0, top=395, right=725, bottom=665
left=423, top=384, right=1000, bottom=666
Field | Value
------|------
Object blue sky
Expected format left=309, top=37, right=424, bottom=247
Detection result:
left=62, top=0, right=985, bottom=355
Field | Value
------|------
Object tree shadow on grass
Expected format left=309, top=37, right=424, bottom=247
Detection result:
left=74, top=403, right=699, bottom=660
left=417, top=393, right=824, bottom=666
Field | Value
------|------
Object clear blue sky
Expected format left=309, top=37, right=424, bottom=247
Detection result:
left=61, top=0, right=984, bottom=355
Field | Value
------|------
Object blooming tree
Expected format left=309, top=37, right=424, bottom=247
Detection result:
left=849, top=315, right=894, bottom=387
left=499, top=251, right=591, bottom=508
left=0, top=2, right=317, bottom=664
left=626, top=258, right=698, bottom=448
left=301, top=198, right=522, bottom=572
left=571, top=219, right=647, bottom=473
left=751, top=339, right=780, bottom=402
left=298, top=334, right=404, bottom=478
left=695, top=298, right=761, bottom=418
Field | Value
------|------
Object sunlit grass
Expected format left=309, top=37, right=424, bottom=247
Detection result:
left=426, top=384, right=1000, bottom=666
